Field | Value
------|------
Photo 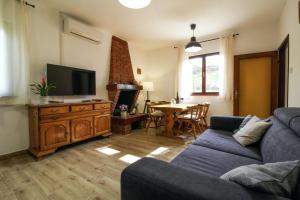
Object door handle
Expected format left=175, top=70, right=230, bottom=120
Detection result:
left=234, top=90, right=238, bottom=99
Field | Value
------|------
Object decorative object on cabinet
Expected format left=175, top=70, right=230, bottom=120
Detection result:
left=30, top=76, right=56, bottom=104
left=28, top=101, right=112, bottom=159
left=120, top=104, right=128, bottom=118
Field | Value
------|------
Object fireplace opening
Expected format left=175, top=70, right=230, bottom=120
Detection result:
left=113, top=90, right=137, bottom=116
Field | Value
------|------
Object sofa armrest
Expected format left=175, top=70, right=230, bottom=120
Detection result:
left=121, top=158, right=282, bottom=200
left=210, top=115, right=245, bottom=132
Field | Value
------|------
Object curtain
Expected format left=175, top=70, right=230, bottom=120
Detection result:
left=176, top=46, right=192, bottom=100
left=219, top=35, right=234, bottom=101
left=0, top=0, right=29, bottom=104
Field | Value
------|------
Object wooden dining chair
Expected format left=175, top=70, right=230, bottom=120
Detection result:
left=199, top=103, right=210, bottom=129
left=174, top=104, right=204, bottom=140
left=146, top=102, right=166, bottom=134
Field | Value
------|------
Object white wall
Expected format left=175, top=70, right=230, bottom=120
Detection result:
left=278, top=0, right=300, bottom=107
left=0, top=1, right=291, bottom=155
left=141, top=23, right=279, bottom=121
left=0, top=0, right=143, bottom=155
left=128, top=43, right=148, bottom=112
left=144, top=47, right=178, bottom=102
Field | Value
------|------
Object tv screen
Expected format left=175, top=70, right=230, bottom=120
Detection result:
left=47, top=64, right=96, bottom=96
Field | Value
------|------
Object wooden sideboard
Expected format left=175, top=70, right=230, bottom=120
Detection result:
left=28, top=101, right=112, bottom=159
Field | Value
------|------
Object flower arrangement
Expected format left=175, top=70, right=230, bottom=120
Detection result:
left=30, top=77, right=56, bottom=96
left=119, top=104, right=128, bottom=112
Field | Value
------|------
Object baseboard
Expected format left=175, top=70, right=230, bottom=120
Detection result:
left=0, top=149, right=28, bottom=161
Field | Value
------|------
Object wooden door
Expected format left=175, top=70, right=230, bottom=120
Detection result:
left=71, top=117, right=93, bottom=142
left=94, top=115, right=111, bottom=136
left=40, top=120, right=70, bottom=150
left=278, top=35, right=289, bottom=107
left=234, top=52, right=278, bottom=118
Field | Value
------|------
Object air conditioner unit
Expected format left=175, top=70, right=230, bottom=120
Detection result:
left=63, top=17, right=102, bottom=44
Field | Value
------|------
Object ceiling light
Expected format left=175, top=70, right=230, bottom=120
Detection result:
left=118, top=0, right=151, bottom=9
left=185, top=24, right=202, bottom=53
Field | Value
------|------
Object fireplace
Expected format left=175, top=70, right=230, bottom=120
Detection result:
left=106, top=36, right=142, bottom=115
left=107, top=36, right=147, bottom=134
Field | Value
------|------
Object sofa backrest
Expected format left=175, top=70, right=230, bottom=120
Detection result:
left=260, top=108, right=300, bottom=199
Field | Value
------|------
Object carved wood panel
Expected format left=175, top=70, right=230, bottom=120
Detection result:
left=40, top=120, right=70, bottom=150
left=94, top=115, right=111, bottom=136
left=71, top=117, right=93, bottom=142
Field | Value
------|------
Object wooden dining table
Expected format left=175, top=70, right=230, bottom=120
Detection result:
left=149, top=103, right=198, bottom=138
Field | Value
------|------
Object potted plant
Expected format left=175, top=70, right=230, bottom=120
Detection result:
left=30, top=77, right=55, bottom=104
left=119, top=104, right=128, bottom=118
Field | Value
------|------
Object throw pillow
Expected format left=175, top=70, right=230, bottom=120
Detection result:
left=233, top=117, right=272, bottom=146
left=233, top=115, right=252, bottom=133
left=220, top=160, right=300, bottom=198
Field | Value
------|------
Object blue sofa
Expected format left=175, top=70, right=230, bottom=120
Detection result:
left=121, top=108, right=300, bottom=200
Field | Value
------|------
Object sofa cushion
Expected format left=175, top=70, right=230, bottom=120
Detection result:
left=260, top=116, right=300, bottom=163
left=233, top=115, right=252, bottom=133
left=171, top=145, right=262, bottom=177
left=290, top=117, right=300, bottom=137
left=274, top=108, right=300, bottom=131
left=193, top=129, right=262, bottom=160
left=233, top=120, right=272, bottom=146
left=220, top=160, right=300, bottom=198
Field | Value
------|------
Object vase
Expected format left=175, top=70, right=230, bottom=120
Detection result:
left=40, top=96, right=49, bottom=104
left=121, top=111, right=128, bottom=118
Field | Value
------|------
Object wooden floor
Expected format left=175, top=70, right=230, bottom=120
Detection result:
left=0, top=129, right=187, bottom=200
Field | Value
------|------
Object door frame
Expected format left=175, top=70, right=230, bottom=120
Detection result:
left=233, top=51, right=278, bottom=116
left=278, top=35, right=289, bottom=107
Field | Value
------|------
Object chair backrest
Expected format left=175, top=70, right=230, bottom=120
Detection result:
left=201, top=103, right=210, bottom=118
left=147, top=102, right=159, bottom=114
left=147, top=101, right=168, bottom=114
left=187, top=104, right=204, bottom=120
left=158, top=101, right=170, bottom=104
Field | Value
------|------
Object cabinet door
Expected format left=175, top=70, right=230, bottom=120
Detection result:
left=71, top=117, right=93, bottom=142
left=94, top=115, right=111, bottom=136
left=40, top=120, right=70, bottom=150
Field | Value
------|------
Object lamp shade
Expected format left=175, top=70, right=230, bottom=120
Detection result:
left=142, top=82, right=154, bottom=91
left=185, top=37, right=202, bottom=53
left=185, top=24, right=202, bottom=53
left=118, top=0, right=151, bottom=9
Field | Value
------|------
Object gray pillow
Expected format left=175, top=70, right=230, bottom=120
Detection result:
left=233, top=116, right=272, bottom=146
left=233, top=115, right=252, bottom=133
left=220, top=160, right=300, bottom=198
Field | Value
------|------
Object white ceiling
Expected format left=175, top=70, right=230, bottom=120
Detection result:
left=45, top=0, right=286, bottom=50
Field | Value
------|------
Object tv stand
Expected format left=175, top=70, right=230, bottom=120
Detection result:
left=28, top=101, right=112, bottom=159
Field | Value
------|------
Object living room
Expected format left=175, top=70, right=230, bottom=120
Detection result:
left=0, top=0, right=300, bottom=199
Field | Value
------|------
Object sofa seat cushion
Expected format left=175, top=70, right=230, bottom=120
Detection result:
left=193, top=129, right=262, bottom=161
left=171, top=145, right=262, bottom=177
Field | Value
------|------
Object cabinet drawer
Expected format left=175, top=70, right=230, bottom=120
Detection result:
left=71, top=104, right=93, bottom=112
left=94, top=103, right=111, bottom=110
left=40, top=106, right=69, bottom=116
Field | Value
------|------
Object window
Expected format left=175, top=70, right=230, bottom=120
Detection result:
left=189, top=53, right=220, bottom=96
left=0, top=20, right=10, bottom=97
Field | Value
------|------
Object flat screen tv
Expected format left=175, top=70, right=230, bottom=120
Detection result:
left=47, top=64, right=96, bottom=96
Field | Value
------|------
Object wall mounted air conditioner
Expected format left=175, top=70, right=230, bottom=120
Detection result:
left=63, top=16, right=102, bottom=44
